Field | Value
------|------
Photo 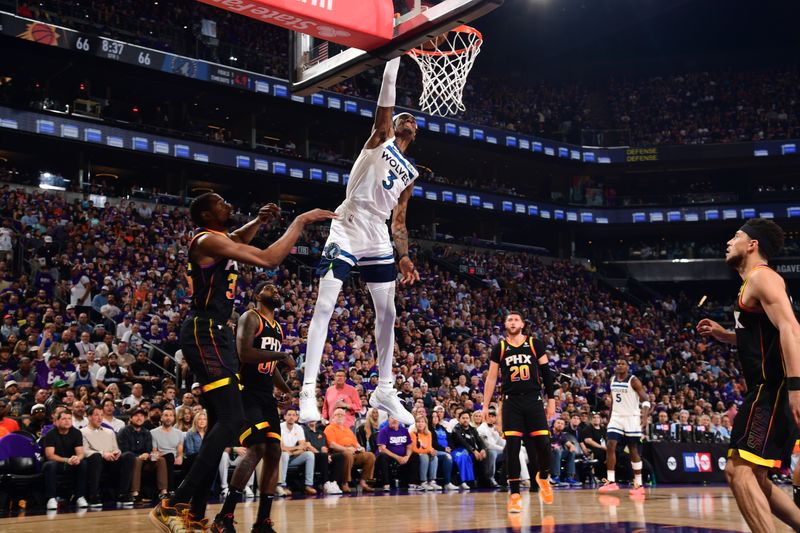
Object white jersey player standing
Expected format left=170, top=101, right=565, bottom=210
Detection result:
left=598, top=358, right=650, bottom=498
left=299, top=57, right=420, bottom=426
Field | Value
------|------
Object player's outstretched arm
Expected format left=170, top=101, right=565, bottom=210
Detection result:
left=392, top=186, right=419, bottom=285
left=632, top=376, right=651, bottom=429
left=236, top=311, right=295, bottom=367
left=365, top=57, right=401, bottom=150
left=696, top=318, right=736, bottom=344
left=195, top=208, right=336, bottom=269
left=229, top=203, right=280, bottom=244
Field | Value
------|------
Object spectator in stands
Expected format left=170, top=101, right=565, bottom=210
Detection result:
left=150, top=407, right=184, bottom=492
left=100, top=398, right=125, bottom=432
left=670, top=409, right=693, bottom=443
left=81, top=405, right=135, bottom=506
left=581, top=412, right=606, bottom=479
left=183, top=409, right=206, bottom=472
left=123, top=382, right=145, bottom=413
left=303, top=419, right=336, bottom=493
left=324, top=407, right=375, bottom=493
left=475, top=409, right=504, bottom=488
left=322, top=369, right=362, bottom=428
left=375, top=414, right=420, bottom=491
left=24, top=402, right=47, bottom=437
left=67, top=359, right=96, bottom=389
left=96, top=353, right=129, bottom=392
left=176, top=405, right=194, bottom=432
left=410, top=415, right=441, bottom=490
left=278, top=408, right=316, bottom=496
left=8, top=356, right=36, bottom=394
left=450, top=410, right=486, bottom=489
left=430, top=409, right=458, bottom=490
left=551, top=418, right=580, bottom=486
left=118, top=408, right=166, bottom=502
left=357, top=407, right=381, bottom=452
left=75, top=331, right=95, bottom=358
left=42, top=410, right=88, bottom=510
left=71, top=400, right=89, bottom=430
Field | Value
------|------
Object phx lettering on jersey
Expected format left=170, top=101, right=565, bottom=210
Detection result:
left=504, top=354, right=533, bottom=366
left=381, top=145, right=415, bottom=190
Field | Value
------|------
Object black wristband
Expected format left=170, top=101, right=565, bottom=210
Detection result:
left=787, top=377, right=800, bottom=391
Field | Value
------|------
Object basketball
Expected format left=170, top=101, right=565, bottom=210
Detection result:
left=29, top=23, right=59, bottom=46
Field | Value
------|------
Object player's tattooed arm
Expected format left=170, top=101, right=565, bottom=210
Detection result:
left=392, top=187, right=420, bottom=285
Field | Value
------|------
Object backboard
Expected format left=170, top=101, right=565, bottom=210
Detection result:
left=288, top=0, right=503, bottom=95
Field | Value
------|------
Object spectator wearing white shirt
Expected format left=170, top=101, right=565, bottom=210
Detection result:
left=116, top=315, right=133, bottom=340
left=100, top=398, right=126, bottom=432
left=123, top=383, right=146, bottom=413
left=70, top=276, right=93, bottom=308
left=475, top=410, right=504, bottom=488
left=278, top=409, right=316, bottom=496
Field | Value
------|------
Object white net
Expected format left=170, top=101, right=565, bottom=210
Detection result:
left=407, top=26, right=483, bottom=117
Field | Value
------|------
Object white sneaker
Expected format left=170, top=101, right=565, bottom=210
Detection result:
left=220, top=487, right=229, bottom=499
left=428, top=481, right=442, bottom=490
left=275, top=485, right=289, bottom=497
left=369, top=387, right=414, bottom=426
left=408, top=484, right=423, bottom=491
left=47, top=497, right=58, bottom=510
left=76, top=496, right=88, bottom=508
left=325, top=481, right=343, bottom=495
left=444, top=483, right=459, bottom=491
left=299, top=387, right=321, bottom=423
left=459, top=482, right=471, bottom=490
left=244, top=487, right=255, bottom=499
left=420, top=481, right=431, bottom=491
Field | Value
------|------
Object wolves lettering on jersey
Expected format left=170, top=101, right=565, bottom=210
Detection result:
left=241, top=310, right=284, bottom=395
left=187, top=228, right=239, bottom=321
left=490, top=337, right=546, bottom=396
left=344, top=138, right=419, bottom=221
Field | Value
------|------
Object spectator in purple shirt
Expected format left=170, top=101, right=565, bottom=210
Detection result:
left=375, top=415, right=420, bottom=491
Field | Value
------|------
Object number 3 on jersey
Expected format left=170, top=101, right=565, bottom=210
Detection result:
left=382, top=170, right=398, bottom=190
left=509, top=364, right=530, bottom=382
left=225, top=273, right=238, bottom=300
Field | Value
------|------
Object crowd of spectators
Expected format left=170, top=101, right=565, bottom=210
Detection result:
left=14, top=1, right=800, bottom=147
left=0, top=180, right=765, bottom=512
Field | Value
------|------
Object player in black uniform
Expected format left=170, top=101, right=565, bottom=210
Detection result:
left=483, top=310, right=556, bottom=512
left=151, top=193, right=334, bottom=533
left=212, top=282, right=293, bottom=533
left=698, top=218, right=800, bottom=532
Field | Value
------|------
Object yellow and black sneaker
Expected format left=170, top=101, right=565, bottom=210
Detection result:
left=149, top=499, right=191, bottom=533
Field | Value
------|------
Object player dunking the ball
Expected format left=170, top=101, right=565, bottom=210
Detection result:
left=150, top=195, right=334, bottom=533
left=698, top=218, right=800, bottom=533
left=299, top=56, right=419, bottom=426
left=482, top=311, right=556, bottom=512
left=212, top=282, right=294, bottom=533
left=597, top=358, right=650, bottom=498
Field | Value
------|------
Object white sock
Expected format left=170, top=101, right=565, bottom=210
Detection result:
left=607, top=471, right=615, bottom=483
left=303, top=277, right=343, bottom=388
left=367, top=281, right=396, bottom=388
left=634, top=473, right=642, bottom=487
left=631, top=461, right=643, bottom=486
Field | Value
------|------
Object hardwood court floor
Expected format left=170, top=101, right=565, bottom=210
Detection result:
left=0, top=486, right=795, bottom=532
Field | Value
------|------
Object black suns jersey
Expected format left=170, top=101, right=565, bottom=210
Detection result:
left=240, top=309, right=284, bottom=398
left=490, top=336, right=547, bottom=396
left=734, top=264, right=786, bottom=389
left=188, top=228, right=239, bottom=322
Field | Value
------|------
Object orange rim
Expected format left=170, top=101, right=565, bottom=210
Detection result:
left=408, top=25, right=483, bottom=57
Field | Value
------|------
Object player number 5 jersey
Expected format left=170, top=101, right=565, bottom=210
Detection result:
left=610, top=376, right=640, bottom=417
left=343, top=137, right=419, bottom=221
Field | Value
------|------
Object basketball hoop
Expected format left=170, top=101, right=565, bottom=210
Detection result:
left=407, top=25, right=483, bottom=117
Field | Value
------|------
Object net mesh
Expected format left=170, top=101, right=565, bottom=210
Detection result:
left=407, top=26, right=483, bottom=117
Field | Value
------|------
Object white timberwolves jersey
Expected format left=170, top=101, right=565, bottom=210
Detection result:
left=609, top=376, right=640, bottom=417
left=343, top=137, right=419, bottom=221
